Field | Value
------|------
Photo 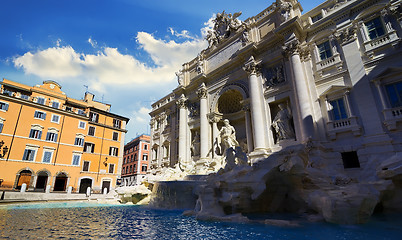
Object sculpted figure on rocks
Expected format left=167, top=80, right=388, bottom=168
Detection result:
left=219, top=119, right=239, bottom=155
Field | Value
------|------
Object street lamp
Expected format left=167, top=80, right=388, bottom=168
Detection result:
left=0, top=140, right=9, bottom=158
left=103, top=157, right=108, bottom=167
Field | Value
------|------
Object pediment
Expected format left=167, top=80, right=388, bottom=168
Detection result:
left=319, top=85, right=350, bottom=98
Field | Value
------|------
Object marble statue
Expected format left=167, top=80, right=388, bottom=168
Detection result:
left=272, top=103, right=295, bottom=141
left=175, top=70, right=184, bottom=86
left=191, top=131, right=200, bottom=156
left=219, top=119, right=239, bottom=155
left=276, top=0, right=293, bottom=22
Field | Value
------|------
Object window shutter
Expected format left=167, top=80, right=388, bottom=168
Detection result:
left=96, top=114, right=99, bottom=123
left=29, top=150, right=35, bottom=161
left=46, top=132, right=50, bottom=141
left=22, top=149, right=28, bottom=160
left=5, top=103, right=9, bottom=111
left=43, top=113, right=46, bottom=120
left=38, top=131, right=42, bottom=139
left=54, top=133, right=58, bottom=142
left=29, top=129, right=34, bottom=138
left=0, top=123, right=3, bottom=133
left=91, top=144, right=95, bottom=153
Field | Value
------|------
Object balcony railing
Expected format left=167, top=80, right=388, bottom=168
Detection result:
left=326, top=116, right=361, bottom=140
left=364, top=31, right=399, bottom=54
left=383, top=106, right=402, bottom=131
left=316, top=53, right=342, bottom=73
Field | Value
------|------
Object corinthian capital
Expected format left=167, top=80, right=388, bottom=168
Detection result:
left=243, top=56, right=261, bottom=76
left=197, top=83, right=208, bottom=99
left=282, top=40, right=300, bottom=58
left=176, top=94, right=187, bottom=109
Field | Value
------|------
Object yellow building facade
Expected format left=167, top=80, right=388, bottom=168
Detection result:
left=0, top=79, right=129, bottom=193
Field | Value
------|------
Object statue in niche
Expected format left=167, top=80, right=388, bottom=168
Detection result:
left=272, top=103, right=295, bottom=142
left=191, top=131, right=200, bottom=156
left=188, top=102, right=199, bottom=118
left=276, top=0, right=293, bottom=22
left=219, top=119, right=239, bottom=155
left=263, top=65, right=285, bottom=87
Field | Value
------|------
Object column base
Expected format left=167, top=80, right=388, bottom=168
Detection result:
left=195, top=158, right=210, bottom=174
left=249, top=148, right=271, bottom=165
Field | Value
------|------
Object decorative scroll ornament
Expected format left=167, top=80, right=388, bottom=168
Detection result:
left=197, top=83, right=207, bottom=99
left=206, top=10, right=244, bottom=48
left=176, top=94, right=187, bottom=109
left=243, top=56, right=261, bottom=76
left=282, top=40, right=300, bottom=58
left=299, top=46, right=311, bottom=62
left=334, top=24, right=357, bottom=45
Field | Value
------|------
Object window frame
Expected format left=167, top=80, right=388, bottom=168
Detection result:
left=36, top=97, right=46, bottom=105
left=82, top=161, right=90, bottom=172
left=22, top=146, right=38, bottom=161
left=34, top=110, right=46, bottom=120
left=51, top=114, right=60, bottom=124
left=364, top=16, right=385, bottom=40
left=42, top=150, right=54, bottom=163
left=84, top=142, right=95, bottom=153
left=112, top=132, right=119, bottom=141
left=109, top=164, right=115, bottom=174
left=72, top=154, right=81, bottom=166
left=317, top=40, right=333, bottom=61
left=0, top=101, right=9, bottom=111
left=88, top=126, right=96, bottom=136
left=78, top=121, right=86, bottom=129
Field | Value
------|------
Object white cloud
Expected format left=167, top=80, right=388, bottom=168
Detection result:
left=88, top=37, right=98, bottom=48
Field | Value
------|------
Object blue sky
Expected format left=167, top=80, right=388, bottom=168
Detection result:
left=0, top=0, right=319, bottom=142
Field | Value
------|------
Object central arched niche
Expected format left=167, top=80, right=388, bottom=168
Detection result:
left=217, top=89, right=243, bottom=114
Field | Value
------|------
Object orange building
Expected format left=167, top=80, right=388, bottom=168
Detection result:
left=122, top=134, right=150, bottom=186
left=0, top=79, right=129, bottom=193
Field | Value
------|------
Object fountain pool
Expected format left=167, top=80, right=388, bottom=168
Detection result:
left=0, top=202, right=401, bottom=239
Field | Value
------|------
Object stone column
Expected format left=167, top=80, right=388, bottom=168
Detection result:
left=242, top=103, right=254, bottom=154
left=208, top=112, right=222, bottom=159
left=176, top=94, right=188, bottom=164
left=197, top=83, right=208, bottom=160
left=374, top=80, right=388, bottom=110
left=283, top=41, right=314, bottom=142
left=243, top=56, right=269, bottom=160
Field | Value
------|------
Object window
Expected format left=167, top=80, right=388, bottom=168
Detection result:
left=109, top=164, right=115, bottom=174
left=133, top=154, right=137, bottom=161
left=46, top=132, right=58, bottom=142
left=122, top=167, right=125, bottom=174
left=34, top=110, right=46, bottom=120
left=72, top=154, right=81, bottom=166
left=317, top=41, right=332, bottom=60
left=88, top=126, right=95, bottom=136
left=83, top=161, right=90, bottom=172
left=42, top=151, right=53, bottom=163
left=78, top=121, right=86, bottom=129
left=22, top=148, right=36, bottom=161
left=51, top=114, right=60, bottom=124
left=0, top=122, right=3, bottom=133
left=84, top=142, right=95, bottom=153
left=143, top=154, right=148, bottom=161
left=329, top=98, right=348, bottom=120
left=52, top=101, right=60, bottom=109
left=29, top=129, right=42, bottom=139
left=77, top=109, right=85, bottom=116
left=65, top=106, right=72, bottom=112
left=133, top=164, right=136, bottom=172
left=112, top=132, right=118, bottom=141
left=74, top=137, right=84, bottom=146
left=0, top=101, right=9, bottom=111
left=385, top=81, right=402, bottom=108
left=123, top=157, right=126, bottom=164
left=341, top=151, right=360, bottom=169
left=311, top=13, right=322, bottom=23
left=109, top=147, right=118, bottom=156
left=144, top=144, right=148, bottom=150
left=129, top=165, right=132, bottom=173
left=37, top=97, right=45, bottom=105
left=20, top=94, right=29, bottom=100
left=113, top=119, right=121, bottom=128
left=142, top=165, right=147, bottom=172
left=365, top=17, right=385, bottom=40
left=89, top=112, right=99, bottom=123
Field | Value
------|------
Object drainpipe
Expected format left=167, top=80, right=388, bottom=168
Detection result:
left=6, top=104, right=23, bottom=161
left=53, top=115, right=66, bottom=165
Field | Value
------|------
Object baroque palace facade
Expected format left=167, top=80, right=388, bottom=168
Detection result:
left=0, top=79, right=129, bottom=193
left=149, top=0, right=402, bottom=177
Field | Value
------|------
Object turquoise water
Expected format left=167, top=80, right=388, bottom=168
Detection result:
left=0, top=202, right=401, bottom=240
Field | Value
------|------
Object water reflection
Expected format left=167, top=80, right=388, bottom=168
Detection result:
left=0, top=202, right=401, bottom=239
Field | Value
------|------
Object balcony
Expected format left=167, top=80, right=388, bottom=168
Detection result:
left=383, top=106, right=402, bottom=131
left=326, top=116, right=361, bottom=140
left=316, top=53, right=343, bottom=75
left=364, top=31, right=399, bottom=55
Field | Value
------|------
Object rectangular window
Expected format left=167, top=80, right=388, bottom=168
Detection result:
left=42, top=151, right=53, bottom=163
left=109, top=164, right=115, bottom=174
left=0, top=123, right=3, bottom=133
left=365, top=17, right=385, bottom=40
left=82, top=161, right=90, bottom=172
left=129, top=165, right=132, bottom=173
left=329, top=98, right=347, bottom=120
left=78, top=121, right=86, bottom=129
left=113, top=132, right=118, bottom=141
left=113, top=119, right=121, bottom=128
left=65, top=106, right=72, bottom=112
left=74, top=137, right=84, bottom=146
left=143, top=155, right=148, bottom=161
left=22, top=149, right=36, bottom=161
left=20, top=94, right=29, bottom=100
left=109, top=147, right=118, bottom=156
left=29, top=129, right=42, bottom=139
left=52, top=101, right=60, bottom=109
left=34, top=110, right=46, bottom=120
left=88, top=126, right=95, bottom=136
left=51, top=114, right=60, bottom=124
left=89, top=112, right=99, bottom=123
left=385, top=82, right=402, bottom=108
left=77, top=109, right=85, bottom=116
left=37, top=97, right=45, bottom=105
left=0, top=101, right=9, bottom=111
left=142, top=165, right=147, bottom=172
left=72, top=154, right=81, bottom=166
left=317, top=41, right=332, bottom=60
left=84, top=142, right=95, bottom=153
left=144, top=144, right=148, bottom=150
left=46, top=132, right=58, bottom=142
left=311, top=13, right=322, bottom=23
